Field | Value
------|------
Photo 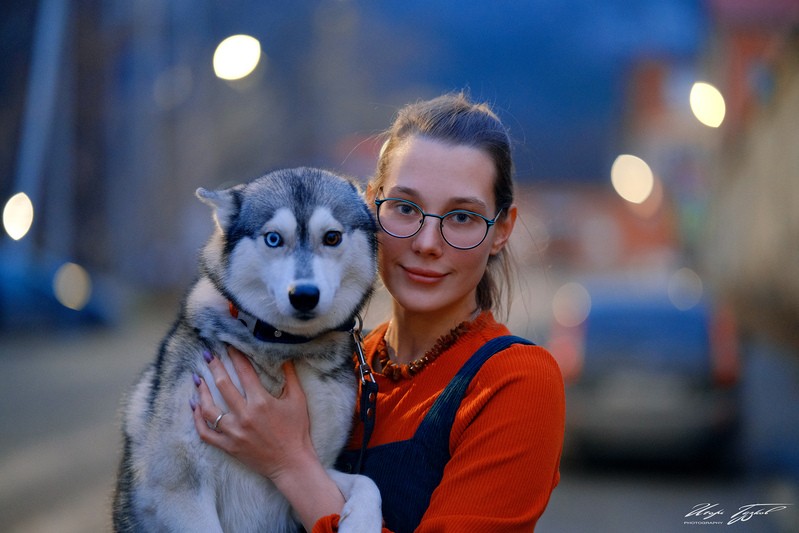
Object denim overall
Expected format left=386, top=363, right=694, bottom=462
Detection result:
left=336, top=335, right=533, bottom=533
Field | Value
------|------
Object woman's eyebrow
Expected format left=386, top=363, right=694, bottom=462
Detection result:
left=385, top=185, right=418, bottom=197
left=450, top=196, right=489, bottom=210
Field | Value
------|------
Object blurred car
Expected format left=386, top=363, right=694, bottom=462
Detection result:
left=548, top=275, right=741, bottom=464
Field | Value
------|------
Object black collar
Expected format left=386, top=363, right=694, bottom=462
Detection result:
left=228, top=301, right=353, bottom=344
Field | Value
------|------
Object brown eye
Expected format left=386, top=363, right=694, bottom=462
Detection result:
left=323, top=230, right=342, bottom=247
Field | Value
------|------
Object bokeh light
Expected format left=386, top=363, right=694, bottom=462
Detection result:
left=690, top=81, right=726, bottom=128
left=610, top=154, right=655, bottom=204
left=627, top=173, right=664, bottom=218
left=3, top=192, right=34, bottom=240
left=53, top=262, right=93, bottom=311
left=213, top=34, right=262, bottom=80
left=668, top=267, right=703, bottom=311
left=552, top=282, right=592, bottom=327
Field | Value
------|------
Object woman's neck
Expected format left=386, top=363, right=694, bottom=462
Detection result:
left=385, top=304, right=479, bottom=365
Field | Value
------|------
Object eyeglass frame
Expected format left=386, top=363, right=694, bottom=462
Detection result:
left=373, top=194, right=504, bottom=250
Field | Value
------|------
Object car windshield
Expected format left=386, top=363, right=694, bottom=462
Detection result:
left=582, top=299, right=711, bottom=375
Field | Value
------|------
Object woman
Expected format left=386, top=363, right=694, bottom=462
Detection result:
left=192, top=93, right=565, bottom=532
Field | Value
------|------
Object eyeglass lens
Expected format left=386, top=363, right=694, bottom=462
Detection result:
left=377, top=199, right=489, bottom=249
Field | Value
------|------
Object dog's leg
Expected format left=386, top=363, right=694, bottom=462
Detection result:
left=327, top=469, right=383, bottom=533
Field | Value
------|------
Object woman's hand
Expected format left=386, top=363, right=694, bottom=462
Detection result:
left=191, top=346, right=347, bottom=529
left=191, top=346, right=315, bottom=480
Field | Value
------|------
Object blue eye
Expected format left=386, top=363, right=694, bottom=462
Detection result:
left=264, top=232, right=283, bottom=248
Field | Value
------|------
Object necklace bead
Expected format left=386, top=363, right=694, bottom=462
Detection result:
left=378, top=320, right=474, bottom=381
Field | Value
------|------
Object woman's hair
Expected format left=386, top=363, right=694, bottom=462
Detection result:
left=371, top=92, right=516, bottom=318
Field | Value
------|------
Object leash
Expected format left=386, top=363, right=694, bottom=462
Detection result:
left=350, top=314, right=378, bottom=473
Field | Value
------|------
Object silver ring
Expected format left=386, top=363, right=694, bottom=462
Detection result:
left=210, top=411, right=226, bottom=431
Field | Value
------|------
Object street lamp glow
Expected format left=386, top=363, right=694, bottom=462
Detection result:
left=610, top=154, right=654, bottom=204
left=690, top=82, right=726, bottom=128
left=3, top=192, right=34, bottom=240
left=213, top=35, right=261, bottom=80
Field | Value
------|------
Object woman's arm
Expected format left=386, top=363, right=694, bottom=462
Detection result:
left=192, top=346, right=345, bottom=531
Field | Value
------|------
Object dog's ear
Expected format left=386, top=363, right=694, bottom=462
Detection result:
left=196, top=187, right=238, bottom=231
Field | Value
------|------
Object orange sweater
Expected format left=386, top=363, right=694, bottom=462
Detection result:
left=314, top=312, right=565, bottom=532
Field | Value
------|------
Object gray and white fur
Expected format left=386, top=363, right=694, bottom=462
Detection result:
left=113, top=168, right=382, bottom=532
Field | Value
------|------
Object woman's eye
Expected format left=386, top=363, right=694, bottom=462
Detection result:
left=264, top=232, right=283, bottom=248
left=397, top=203, right=416, bottom=216
left=449, top=211, right=479, bottom=225
left=323, top=230, right=342, bottom=247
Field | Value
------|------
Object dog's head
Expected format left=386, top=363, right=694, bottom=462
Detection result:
left=197, top=167, right=377, bottom=337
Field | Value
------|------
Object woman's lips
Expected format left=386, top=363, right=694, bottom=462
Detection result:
left=402, top=266, right=447, bottom=284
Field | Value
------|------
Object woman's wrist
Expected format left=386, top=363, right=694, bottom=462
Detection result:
left=270, top=447, right=346, bottom=531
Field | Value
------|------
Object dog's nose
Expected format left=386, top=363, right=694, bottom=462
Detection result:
left=289, top=284, right=320, bottom=312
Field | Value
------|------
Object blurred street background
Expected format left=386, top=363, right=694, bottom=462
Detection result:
left=2, top=1, right=799, bottom=531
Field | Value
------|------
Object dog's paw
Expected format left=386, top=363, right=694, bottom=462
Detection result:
left=328, top=470, right=382, bottom=533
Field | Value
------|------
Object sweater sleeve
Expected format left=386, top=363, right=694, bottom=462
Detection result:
left=311, top=513, right=392, bottom=533
left=417, top=344, right=565, bottom=532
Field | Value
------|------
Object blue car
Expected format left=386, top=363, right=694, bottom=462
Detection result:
left=548, top=276, right=740, bottom=464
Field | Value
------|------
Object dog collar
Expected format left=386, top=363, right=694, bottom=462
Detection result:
left=228, top=301, right=353, bottom=344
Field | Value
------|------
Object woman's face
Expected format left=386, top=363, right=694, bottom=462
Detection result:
left=370, top=136, right=515, bottom=321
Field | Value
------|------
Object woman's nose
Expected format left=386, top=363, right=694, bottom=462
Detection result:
left=411, top=216, right=445, bottom=255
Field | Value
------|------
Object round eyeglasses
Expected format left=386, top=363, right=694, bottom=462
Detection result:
left=374, top=197, right=503, bottom=250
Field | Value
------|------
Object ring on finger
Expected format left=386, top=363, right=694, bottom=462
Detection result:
left=209, top=411, right=227, bottom=432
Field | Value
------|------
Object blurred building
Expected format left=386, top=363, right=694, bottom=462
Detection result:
left=0, top=0, right=754, bottom=331
left=605, top=0, right=799, bottom=354
left=702, top=0, right=799, bottom=352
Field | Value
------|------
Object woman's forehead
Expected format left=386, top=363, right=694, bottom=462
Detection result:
left=384, top=136, right=496, bottom=206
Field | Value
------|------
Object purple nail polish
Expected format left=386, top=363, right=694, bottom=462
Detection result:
left=203, top=350, right=213, bottom=364
left=189, top=397, right=197, bottom=411
left=192, top=373, right=201, bottom=387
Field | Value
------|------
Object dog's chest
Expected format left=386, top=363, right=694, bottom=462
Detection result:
left=295, top=363, right=358, bottom=463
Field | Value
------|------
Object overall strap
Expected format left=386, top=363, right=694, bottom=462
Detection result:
left=415, top=335, right=534, bottom=462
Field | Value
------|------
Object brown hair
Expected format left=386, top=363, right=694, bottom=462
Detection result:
left=371, top=92, right=516, bottom=317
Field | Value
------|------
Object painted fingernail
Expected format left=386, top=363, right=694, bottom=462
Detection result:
left=203, top=350, right=214, bottom=364
left=189, top=397, right=197, bottom=411
left=192, top=373, right=201, bottom=387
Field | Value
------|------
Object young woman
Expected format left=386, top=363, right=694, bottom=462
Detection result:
left=192, top=93, right=565, bottom=532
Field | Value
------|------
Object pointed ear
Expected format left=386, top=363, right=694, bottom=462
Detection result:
left=196, top=187, right=237, bottom=231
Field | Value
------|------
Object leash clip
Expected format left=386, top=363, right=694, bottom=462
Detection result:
left=351, top=314, right=376, bottom=388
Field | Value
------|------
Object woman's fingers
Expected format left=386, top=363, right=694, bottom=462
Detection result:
left=280, top=359, right=302, bottom=399
left=203, top=349, right=246, bottom=412
left=189, top=348, right=315, bottom=480
left=226, top=345, right=266, bottom=396
left=192, top=377, right=228, bottom=444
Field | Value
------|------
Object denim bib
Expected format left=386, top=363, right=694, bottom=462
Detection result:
left=336, top=335, right=533, bottom=533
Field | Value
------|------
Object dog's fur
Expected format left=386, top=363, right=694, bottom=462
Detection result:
left=113, top=168, right=382, bottom=532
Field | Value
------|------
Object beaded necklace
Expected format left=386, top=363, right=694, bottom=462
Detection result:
left=378, top=317, right=477, bottom=381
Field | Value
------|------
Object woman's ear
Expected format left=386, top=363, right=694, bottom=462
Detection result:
left=489, top=204, right=517, bottom=255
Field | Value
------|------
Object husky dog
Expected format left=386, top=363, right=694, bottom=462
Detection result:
left=113, top=168, right=382, bottom=532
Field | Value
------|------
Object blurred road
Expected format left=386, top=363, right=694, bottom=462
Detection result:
left=1, top=291, right=797, bottom=532
left=538, top=461, right=797, bottom=532
left=0, top=296, right=170, bottom=533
